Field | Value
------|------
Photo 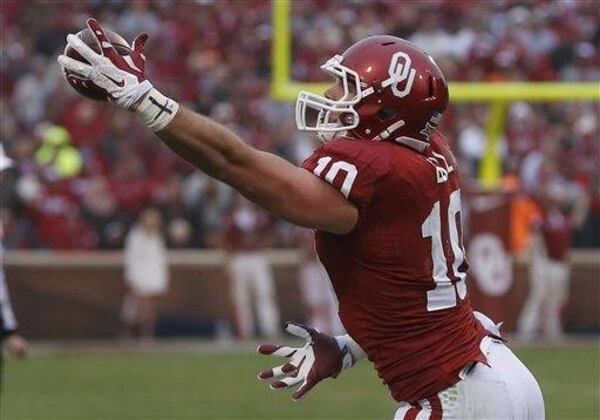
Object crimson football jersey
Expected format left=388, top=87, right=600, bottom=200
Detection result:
left=302, top=133, right=488, bottom=403
left=224, top=203, right=271, bottom=252
left=539, top=208, right=572, bottom=261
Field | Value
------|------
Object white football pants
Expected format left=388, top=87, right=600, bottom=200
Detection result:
left=229, top=252, right=280, bottom=338
left=518, top=257, right=569, bottom=339
left=395, top=314, right=544, bottom=419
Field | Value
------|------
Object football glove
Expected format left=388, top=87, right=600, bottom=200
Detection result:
left=257, top=322, right=362, bottom=401
left=57, top=18, right=178, bottom=131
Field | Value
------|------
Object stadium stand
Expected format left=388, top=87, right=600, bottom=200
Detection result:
left=1, top=0, right=598, bottom=250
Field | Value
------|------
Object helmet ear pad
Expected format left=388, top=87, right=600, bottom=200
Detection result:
left=350, top=95, right=400, bottom=139
left=377, top=107, right=399, bottom=122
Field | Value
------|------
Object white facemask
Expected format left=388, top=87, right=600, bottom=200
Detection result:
left=295, top=55, right=363, bottom=142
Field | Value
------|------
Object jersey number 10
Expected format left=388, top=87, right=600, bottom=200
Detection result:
left=422, top=189, right=467, bottom=312
left=314, top=157, right=468, bottom=312
left=313, top=156, right=358, bottom=198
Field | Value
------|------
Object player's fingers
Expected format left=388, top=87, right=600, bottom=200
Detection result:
left=285, top=322, right=314, bottom=341
left=66, top=34, right=101, bottom=65
left=86, top=18, right=125, bottom=64
left=57, top=55, right=93, bottom=77
left=258, top=363, right=298, bottom=380
left=257, top=344, right=278, bottom=354
left=271, top=346, right=299, bottom=357
left=132, top=32, right=149, bottom=53
left=257, top=344, right=298, bottom=358
left=292, top=375, right=319, bottom=401
left=270, top=375, right=303, bottom=390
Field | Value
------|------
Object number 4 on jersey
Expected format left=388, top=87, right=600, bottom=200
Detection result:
left=422, top=189, right=467, bottom=311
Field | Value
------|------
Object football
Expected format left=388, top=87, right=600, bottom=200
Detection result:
left=63, top=27, right=131, bottom=101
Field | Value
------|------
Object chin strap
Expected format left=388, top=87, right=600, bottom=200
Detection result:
left=395, top=136, right=430, bottom=153
left=317, top=130, right=348, bottom=143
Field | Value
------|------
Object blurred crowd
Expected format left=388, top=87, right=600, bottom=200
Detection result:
left=1, top=0, right=598, bottom=250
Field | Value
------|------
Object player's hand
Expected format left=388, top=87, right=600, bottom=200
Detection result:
left=6, top=334, right=28, bottom=358
left=57, top=18, right=152, bottom=110
left=257, top=322, right=345, bottom=401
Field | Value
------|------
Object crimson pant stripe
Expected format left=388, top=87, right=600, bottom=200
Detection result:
left=428, top=395, right=443, bottom=420
left=403, top=402, right=422, bottom=420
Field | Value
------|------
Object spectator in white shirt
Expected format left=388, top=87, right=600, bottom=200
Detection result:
left=121, top=208, right=168, bottom=340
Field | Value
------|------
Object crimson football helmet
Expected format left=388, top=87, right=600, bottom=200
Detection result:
left=296, top=35, right=449, bottom=144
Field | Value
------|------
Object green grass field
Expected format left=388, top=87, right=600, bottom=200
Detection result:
left=2, top=344, right=598, bottom=419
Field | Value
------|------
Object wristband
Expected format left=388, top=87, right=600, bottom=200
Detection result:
left=335, top=334, right=366, bottom=371
left=135, top=88, right=179, bottom=131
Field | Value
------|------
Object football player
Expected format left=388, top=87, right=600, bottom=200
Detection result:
left=58, top=19, right=544, bottom=419
left=1, top=144, right=28, bottom=379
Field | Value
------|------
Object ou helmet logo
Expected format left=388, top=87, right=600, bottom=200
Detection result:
left=386, top=51, right=416, bottom=98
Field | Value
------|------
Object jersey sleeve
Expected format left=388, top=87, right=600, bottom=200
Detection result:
left=301, top=139, right=389, bottom=211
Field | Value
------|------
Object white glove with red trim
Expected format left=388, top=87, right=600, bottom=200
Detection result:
left=257, top=322, right=365, bottom=401
left=57, top=18, right=178, bottom=131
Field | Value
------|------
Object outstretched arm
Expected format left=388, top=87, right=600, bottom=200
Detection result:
left=157, top=108, right=358, bottom=234
left=57, top=19, right=358, bottom=234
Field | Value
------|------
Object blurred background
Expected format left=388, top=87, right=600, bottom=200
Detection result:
left=1, top=0, right=598, bottom=419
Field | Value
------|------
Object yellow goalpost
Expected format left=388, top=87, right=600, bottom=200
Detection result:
left=270, top=0, right=600, bottom=188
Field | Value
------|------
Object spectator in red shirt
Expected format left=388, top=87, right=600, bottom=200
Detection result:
left=518, top=180, right=589, bottom=340
left=224, top=195, right=279, bottom=340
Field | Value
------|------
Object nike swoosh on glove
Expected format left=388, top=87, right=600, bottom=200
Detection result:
left=57, top=18, right=152, bottom=110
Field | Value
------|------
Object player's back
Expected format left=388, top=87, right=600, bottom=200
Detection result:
left=303, top=133, right=487, bottom=402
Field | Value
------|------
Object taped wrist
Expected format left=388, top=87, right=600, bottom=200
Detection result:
left=135, top=88, right=179, bottom=131
left=335, top=334, right=366, bottom=372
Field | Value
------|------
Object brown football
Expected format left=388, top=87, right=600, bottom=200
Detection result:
left=63, top=28, right=131, bottom=101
